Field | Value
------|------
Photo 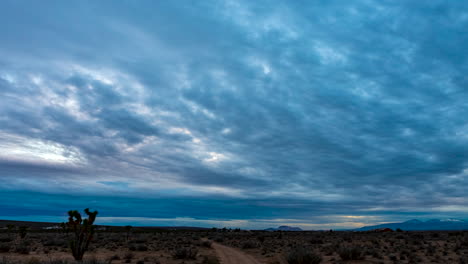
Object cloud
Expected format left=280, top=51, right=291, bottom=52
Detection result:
left=1, top=0, right=468, bottom=228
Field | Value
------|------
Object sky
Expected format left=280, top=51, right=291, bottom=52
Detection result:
left=1, top=0, right=468, bottom=230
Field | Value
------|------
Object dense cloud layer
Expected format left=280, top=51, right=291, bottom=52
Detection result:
left=1, top=0, right=468, bottom=229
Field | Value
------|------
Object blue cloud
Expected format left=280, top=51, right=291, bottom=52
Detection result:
left=1, top=0, right=468, bottom=229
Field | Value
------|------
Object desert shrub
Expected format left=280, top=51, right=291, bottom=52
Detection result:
left=286, top=247, right=322, bottom=264
left=201, top=256, right=220, bottom=264
left=25, top=257, right=41, bottom=264
left=241, top=240, right=259, bottom=249
left=133, top=236, right=148, bottom=244
left=108, top=254, right=120, bottom=262
left=173, top=247, right=198, bottom=259
left=338, top=246, right=364, bottom=261
left=124, top=252, right=134, bottom=260
left=367, top=248, right=381, bottom=259
left=309, top=238, right=323, bottom=244
left=0, top=237, right=12, bottom=243
left=48, top=260, right=69, bottom=264
left=0, top=243, right=10, bottom=253
left=460, top=255, right=468, bottom=264
left=124, top=226, right=132, bottom=242
left=389, top=254, right=398, bottom=261
left=201, top=240, right=212, bottom=248
left=136, top=244, right=148, bottom=251
left=18, top=226, right=28, bottom=239
left=128, top=243, right=137, bottom=251
left=214, top=236, right=224, bottom=242
left=321, top=244, right=337, bottom=256
left=104, top=242, right=117, bottom=251
left=83, top=257, right=107, bottom=264
left=43, top=238, right=66, bottom=247
left=0, top=257, right=10, bottom=264
left=15, top=241, right=31, bottom=254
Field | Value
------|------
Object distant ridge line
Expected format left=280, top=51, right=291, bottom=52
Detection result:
left=0, top=220, right=210, bottom=230
left=356, top=219, right=468, bottom=231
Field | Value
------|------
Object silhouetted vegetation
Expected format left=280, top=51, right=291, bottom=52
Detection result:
left=172, top=247, right=198, bottom=259
left=337, top=245, right=364, bottom=261
left=66, top=208, right=98, bottom=261
left=1, top=223, right=468, bottom=263
left=287, top=247, right=322, bottom=264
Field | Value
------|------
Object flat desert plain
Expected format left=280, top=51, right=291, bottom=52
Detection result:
left=1, top=227, right=468, bottom=263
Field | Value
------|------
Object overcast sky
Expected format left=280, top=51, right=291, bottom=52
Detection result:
left=1, top=0, right=468, bottom=230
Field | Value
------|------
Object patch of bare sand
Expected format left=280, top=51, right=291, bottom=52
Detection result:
left=212, top=242, right=263, bottom=264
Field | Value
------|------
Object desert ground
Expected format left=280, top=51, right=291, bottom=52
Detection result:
left=1, top=226, right=468, bottom=264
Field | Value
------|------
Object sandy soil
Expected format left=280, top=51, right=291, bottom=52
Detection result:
left=1, top=229, right=467, bottom=263
left=213, top=242, right=262, bottom=264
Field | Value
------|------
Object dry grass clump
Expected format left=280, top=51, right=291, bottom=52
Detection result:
left=337, top=245, right=365, bottom=261
left=14, top=241, right=31, bottom=254
left=286, top=247, right=322, bottom=264
left=241, top=240, right=259, bottom=249
left=200, top=240, right=212, bottom=248
left=0, top=244, right=10, bottom=253
left=0, top=257, right=107, bottom=264
left=201, top=255, right=220, bottom=264
left=172, top=247, right=198, bottom=259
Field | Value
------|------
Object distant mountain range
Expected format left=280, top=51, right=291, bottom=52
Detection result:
left=356, top=219, right=468, bottom=231
left=0, top=220, right=209, bottom=231
left=264, top=225, right=303, bottom=231
left=0, top=220, right=58, bottom=230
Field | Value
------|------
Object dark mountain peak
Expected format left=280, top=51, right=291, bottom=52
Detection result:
left=357, top=218, right=468, bottom=231
left=265, top=225, right=302, bottom=231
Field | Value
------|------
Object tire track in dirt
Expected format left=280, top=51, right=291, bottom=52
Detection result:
left=212, top=242, right=263, bottom=264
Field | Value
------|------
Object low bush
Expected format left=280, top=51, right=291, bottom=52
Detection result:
left=48, top=260, right=69, bottom=264
left=0, top=243, right=10, bottom=253
left=123, top=252, right=134, bottom=261
left=338, top=246, right=365, bottom=261
left=286, top=247, right=322, bottom=264
left=173, top=247, right=198, bottom=259
left=15, top=242, right=31, bottom=254
left=82, top=258, right=107, bottom=264
left=136, top=244, right=148, bottom=251
left=26, top=257, right=40, bottom=264
left=0, top=237, right=12, bottom=243
left=43, top=238, right=66, bottom=247
left=241, top=240, right=259, bottom=249
left=201, top=256, right=220, bottom=264
left=107, top=255, right=120, bottom=262
left=201, top=240, right=212, bottom=248
left=0, top=256, right=10, bottom=264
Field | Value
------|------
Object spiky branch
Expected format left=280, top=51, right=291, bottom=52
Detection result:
left=66, top=208, right=98, bottom=261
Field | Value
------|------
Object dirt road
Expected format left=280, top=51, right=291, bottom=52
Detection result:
left=212, top=242, right=263, bottom=264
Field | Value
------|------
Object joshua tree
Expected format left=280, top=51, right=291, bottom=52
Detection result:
left=124, top=225, right=132, bottom=242
left=60, top=222, right=69, bottom=234
left=66, top=208, right=98, bottom=261
left=6, top=224, right=15, bottom=238
left=18, top=226, right=28, bottom=239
